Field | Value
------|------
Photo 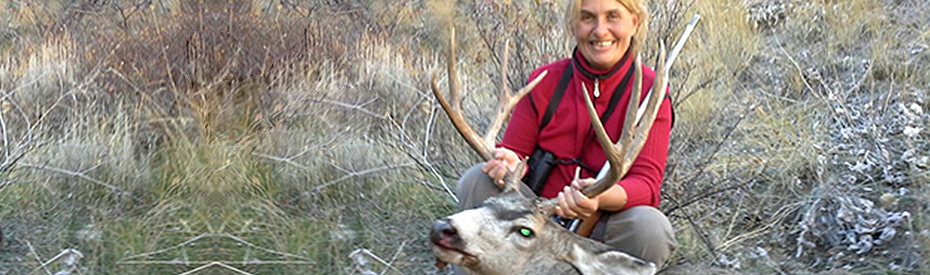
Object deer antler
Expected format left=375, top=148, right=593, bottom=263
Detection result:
left=583, top=43, right=666, bottom=197
left=538, top=43, right=668, bottom=214
left=430, top=28, right=547, bottom=191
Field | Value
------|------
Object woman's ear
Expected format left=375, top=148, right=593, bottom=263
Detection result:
left=632, top=14, right=641, bottom=31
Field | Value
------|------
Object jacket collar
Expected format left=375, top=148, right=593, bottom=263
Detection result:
left=571, top=47, right=633, bottom=81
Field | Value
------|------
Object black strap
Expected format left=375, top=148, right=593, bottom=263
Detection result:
left=539, top=64, right=573, bottom=132
left=564, top=62, right=636, bottom=174
left=666, top=93, right=675, bottom=129
left=537, top=58, right=636, bottom=136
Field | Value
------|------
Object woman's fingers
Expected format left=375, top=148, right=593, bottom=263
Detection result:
left=481, top=160, right=509, bottom=188
left=571, top=178, right=596, bottom=190
left=564, top=185, right=599, bottom=219
left=482, top=148, right=523, bottom=188
left=563, top=186, right=588, bottom=219
left=556, top=192, right=578, bottom=219
left=573, top=189, right=598, bottom=218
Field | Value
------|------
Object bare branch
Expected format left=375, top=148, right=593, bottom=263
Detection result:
left=20, top=163, right=146, bottom=204
left=251, top=152, right=311, bottom=170
left=386, top=115, right=458, bottom=202
left=289, top=163, right=415, bottom=203
left=306, top=97, right=387, bottom=120
left=25, top=241, right=53, bottom=275
left=175, top=262, right=255, bottom=275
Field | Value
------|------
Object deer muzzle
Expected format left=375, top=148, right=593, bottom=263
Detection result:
left=429, top=218, right=480, bottom=268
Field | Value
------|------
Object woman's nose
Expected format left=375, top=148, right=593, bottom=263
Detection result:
left=592, top=19, right=609, bottom=38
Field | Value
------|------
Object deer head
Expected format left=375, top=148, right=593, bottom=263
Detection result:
left=428, top=29, right=667, bottom=275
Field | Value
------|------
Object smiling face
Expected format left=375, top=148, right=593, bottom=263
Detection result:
left=574, top=0, right=640, bottom=70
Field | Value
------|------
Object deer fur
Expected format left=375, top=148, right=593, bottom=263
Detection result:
left=430, top=191, right=656, bottom=275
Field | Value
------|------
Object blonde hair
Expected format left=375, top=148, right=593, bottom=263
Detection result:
left=564, top=0, right=650, bottom=55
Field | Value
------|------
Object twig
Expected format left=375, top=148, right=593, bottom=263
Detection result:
left=39, top=249, right=84, bottom=270
left=290, top=163, right=415, bottom=203
left=250, top=134, right=340, bottom=170
left=0, top=180, right=12, bottom=191
left=666, top=196, right=717, bottom=259
left=307, top=97, right=388, bottom=120
left=677, top=105, right=752, bottom=195
left=413, top=180, right=446, bottom=192
left=637, top=14, right=701, bottom=121
left=350, top=248, right=405, bottom=275
left=25, top=241, right=53, bottom=275
left=119, top=234, right=210, bottom=262
left=8, top=71, right=52, bottom=94
left=220, top=233, right=314, bottom=262
left=717, top=201, right=801, bottom=252
left=175, top=262, right=255, bottom=275
left=1, top=98, right=9, bottom=159
left=120, top=233, right=314, bottom=263
left=388, top=115, right=459, bottom=202
left=413, top=110, right=458, bottom=202
left=251, top=152, right=310, bottom=170
left=421, top=102, right=437, bottom=160
left=795, top=187, right=823, bottom=258
left=427, top=164, right=458, bottom=203
left=664, top=179, right=754, bottom=215
left=381, top=239, right=410, bottom=275
left=775, top=35, right=816, bottom=96
left=19, top=163, right=146, bottom=204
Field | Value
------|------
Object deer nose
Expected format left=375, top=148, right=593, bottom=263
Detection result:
left=429, top=218, right=458, bottom=245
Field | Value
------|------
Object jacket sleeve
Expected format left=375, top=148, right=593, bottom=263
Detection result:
left=617, top=95, right=673, bottom=210
left=498, top=69, right=547, bottom=159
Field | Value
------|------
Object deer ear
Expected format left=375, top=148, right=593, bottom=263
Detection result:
left=569, top=244, right=657, bottom=275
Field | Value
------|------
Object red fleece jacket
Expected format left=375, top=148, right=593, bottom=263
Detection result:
left=499, top=50, right=673, bottom=211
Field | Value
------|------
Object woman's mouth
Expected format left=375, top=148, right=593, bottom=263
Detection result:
left=591, top=40, right=615, bottom=48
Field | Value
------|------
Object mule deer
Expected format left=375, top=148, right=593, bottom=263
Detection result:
left=428, top=29, right=668, bottom=275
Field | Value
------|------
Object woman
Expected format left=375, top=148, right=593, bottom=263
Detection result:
left=455, top=0, right=676, bottom=268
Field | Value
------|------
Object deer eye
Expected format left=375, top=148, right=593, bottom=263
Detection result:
left=516, top=227, right=535, bottom=238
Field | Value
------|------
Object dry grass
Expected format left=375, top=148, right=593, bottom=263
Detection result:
left=0, top=0, right=927, bottom=274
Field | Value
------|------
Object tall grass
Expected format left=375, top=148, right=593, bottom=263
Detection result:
left=0, top=0, right=927, bottom=274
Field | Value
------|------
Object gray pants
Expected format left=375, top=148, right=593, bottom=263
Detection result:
left=456, top=164, right=677, bottom=268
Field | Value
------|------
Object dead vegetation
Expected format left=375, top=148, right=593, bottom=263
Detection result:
left=0, top=0, right=926, bottom=274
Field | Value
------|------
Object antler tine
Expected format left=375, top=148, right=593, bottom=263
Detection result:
left=584, top=43, right=669, bottom=199
left=431, top=29, right=494, bottom=160
left=485, top=41, right=548, bottom=145
left=487, top=39, right=511, bottom=145
left=624, top=42, right=667, bottom=165
left=448, top=29, right=462, bottom=113
left=431, top=28, right=548, bottom=166
left=569, top=54, right=641, bottom=198
left=486, top=72, right=548, bottom=145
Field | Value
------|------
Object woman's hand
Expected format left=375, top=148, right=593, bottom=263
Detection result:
left=556, top=178, right=600, bottom=219
left=481, top=148, right=521, bottom=188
